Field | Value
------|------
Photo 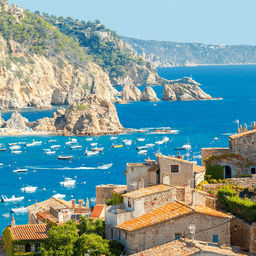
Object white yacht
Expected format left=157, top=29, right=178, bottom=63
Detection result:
left=60, top=177, right=76, bottom=186
left=1, top=195, right=24, bottom=203
left=21, top=186, right=38, bottom=193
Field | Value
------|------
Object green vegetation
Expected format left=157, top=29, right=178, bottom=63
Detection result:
left=40, top=14, right=145, bottom=78
left=40, top=219, right=123, bottom=256
left=0, top=10, right=87, bottom=66
left=106, top=192, right=123, bottom=206
left=77, top=104, right=87, bottom=110
left=217, top=186, right=256, bottom=224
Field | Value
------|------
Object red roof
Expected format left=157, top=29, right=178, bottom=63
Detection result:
left=9, top=224, right=48, bottom=241
left=90, top=204, right=105, bottom=219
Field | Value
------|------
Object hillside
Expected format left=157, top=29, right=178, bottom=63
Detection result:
left=121, top=36, right=256, bottom=67
left=40, top=14, right=167, bottom=86
left=0, top=5, right=115, bottom=109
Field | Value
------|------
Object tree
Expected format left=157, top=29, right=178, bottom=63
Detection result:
left=40, top=221, right=79, bottom=256
left=78, top=217, right=105, bottom=237
left=74, top=233, right=110, bottom=256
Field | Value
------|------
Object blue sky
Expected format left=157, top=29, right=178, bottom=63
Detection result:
left=8, top=0, right=256, bottom=45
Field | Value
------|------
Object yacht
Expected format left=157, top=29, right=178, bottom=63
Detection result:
left=57, top=155, right=73, bottom=160
left=60, top=177, right=76, bottom=186
left=91, top=147, right=104, bottom=152
left=12, top=150, right=22, bottom=154
left=85, top=149, right=99, bottom=156
left=52, top=193, right=66, bottom=199
left=21, top=186, right=38, bottom=193
left=13, top=169, right=28, bottom=173
left=70, top=145, right=82, bottom=149
left=11, top=207, right=28, bottom=214
left=1, top=195, right=24, bottom=203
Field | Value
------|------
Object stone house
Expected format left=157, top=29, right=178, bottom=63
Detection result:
left=2, top=218, right=48, bottom=256
left=115, top=201, right=231, bottom=255
left=202, top=126, right=256, bottom=178
left=27, top=197, right=90, bottom=225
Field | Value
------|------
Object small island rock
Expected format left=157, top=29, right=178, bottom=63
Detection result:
left=140, top=86, right=159, bottom=101
left=121, top=84, right=141, bottom=101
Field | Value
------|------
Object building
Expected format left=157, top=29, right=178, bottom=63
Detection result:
left=131, top=238, right=249, bottom=256
left=7, top=4, right=24, bottom=18
left=115, top=201, right=231, bottom=255
left=2, top=219, right=48, bottom=256
left=27, top=197, right=91, bottom=225
left=202, top=124, right=256, bottom=178
left=90, top=204, right=106, bottom=219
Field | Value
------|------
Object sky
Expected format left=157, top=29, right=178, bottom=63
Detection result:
left=8, top=0, right=256, bottom=46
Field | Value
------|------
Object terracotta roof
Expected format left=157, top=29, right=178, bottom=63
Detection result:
left=193, top=165, right=205, bottom=173
left=156, top=154, right=194, bottom=165
left=122, top=185, right=172, bottom=199
left=116, top=202, right=231, bottom=232
left=116, top=201, right=193, bottom=231
left=112, top=185, right=127, bottom=194
left=191, top=206, right=231, bottom=218
left=131, top=239, right=248, bottom=256
left=9, top=224, right=48, bottom=241
left=230, top=129, right=256, bottom=139
left=90, top=204, right=105, bottom=219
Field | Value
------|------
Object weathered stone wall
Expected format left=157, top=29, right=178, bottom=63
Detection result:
left=192, top=190, right=217, bottom=209
left=96, top=184, right=126, bottom=204
left=120, top=213, right=230, bottom=255
left=201, top=148, right=230, bottom=166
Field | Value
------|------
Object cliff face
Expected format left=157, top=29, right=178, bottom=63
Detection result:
left=121, top=36, right=256, bottom=67
left=0, top=36, right=116, bottom=110
left=33, top=95, right=124, bottom=135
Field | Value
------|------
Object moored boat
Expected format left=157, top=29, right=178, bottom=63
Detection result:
left=1, top=195, right=24, bottom=203
left=85, top=149, right=99, bottom=156
left=21, top=186, right=38, bottom=193
left=11, top=206, right=28, bottom=214
left=60, top=177, right=76, bottom=186
left=57, top=155, right=73, bottom=160
left=13, top=169, right=28, bottom=173
left=112, top=144, right=123, bottom=148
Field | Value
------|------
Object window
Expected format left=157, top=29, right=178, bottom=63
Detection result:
left=118, top=231, right=121, bottom=241
left=71, top=214, right=81, bottom=221
left=34, top=243, right=40, bottom=252
left=25, top=243, right=31, bottom=253
left=111, top=228, right=113, bottom=239
left=171, top=165, right=179, bottom=173
left=128, top=199, right=132, bottom=208
left=175, top=233, right=181, bottom=240
left=251, top=167, right=256, bottom=174
left=213, top=234, right=219, bottom=243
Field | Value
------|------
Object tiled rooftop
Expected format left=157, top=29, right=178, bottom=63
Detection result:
left=9, top=224, right=48, bottom=241
left=90, top=204, right=105, bottom=219
left=112, top=185, right=127, bottom=194
left=122, top=185, right=172, bottom=199
left=156, top=154, right=194, bottom=165
left=116, top=201, right=231, bottom=232
left=193, top=165, right=205, bottom=173
left=131, top=239, right=248, bottom=256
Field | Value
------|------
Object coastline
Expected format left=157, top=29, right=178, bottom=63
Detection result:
left=157, top=63, right=256, bottom=68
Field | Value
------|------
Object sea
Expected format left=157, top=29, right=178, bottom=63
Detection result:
left=1, top=64, right=256, bottom=231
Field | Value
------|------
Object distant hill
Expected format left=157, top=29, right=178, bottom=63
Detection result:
left=121, top=36, right=256, bottom=67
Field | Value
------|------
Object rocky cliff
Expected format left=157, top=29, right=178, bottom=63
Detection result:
left=32, top=95, right=124, bottom=135
left=121, top=36, right=256, bottom=67
left=121, top=84, right=141, bottom=101
left=140, top=87, right=159, bottom=101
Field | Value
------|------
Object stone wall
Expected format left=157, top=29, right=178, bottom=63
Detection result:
left=119, top=212, right=230, bottom=255
left=192, top=190, right=217, bottom=209
left=201, top=148, right=230, bottom=166
left=96, top=184, right=126, bottom=204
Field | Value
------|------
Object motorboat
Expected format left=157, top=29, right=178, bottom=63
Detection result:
left=90, top=143, right=98, bottom=147
left=155, top=140, right=164, bottom=145
left=26, top=141, right=42, bottom=147
left=52, top=193, right=66, bottom=199
left=10, top=145, right=21, bottom=150
left=146, top=143, right=155, bottom=148
left=11, top=207, right=28, bottom=214
left=136, top=146, right=148, bottom=150
left=112, top=144, right=123, bottom=148
left=48, top=139, right=57, bottom=143
left=70, top=145, right=82, bottom=149
left=86, top=138, right=93, bottom=141
left=137, top=138, right=145, bottom=142
left=110, top=136, right=118, bottom=140
left=181, top=143, right=191, bottom=150
left=57, top=155, right=73, bottom=160
left=138, top=150, right=147, bottom=155
left=0, top=163, right=3, bottom=166
left=85, top=149, right=99, bottom=156
left=13, top=169, right=28, bottom=173
left=91, top=147, right=104, bottom=152
left=97, top=163, right=113, bottom=169
left=51, top=145, right=61, bottom=149
left=163, top=137, right=169, bottom=142
left=1, top=195, right=24, bottom=203
left=2, top=213, right=10, bottom=218
left=45, top=151, right=56, bottom=155
left=12, top=150, right=22, bottom=154
left=18, top=142, right=26, bottom=145
left=60, top=177, right=76, bottom=186
left=122, top=139, right=132, bottom=146
left=8, top=143, right=17, bottom=146
left=21, top=186, right=38, bottom=193
left=0, top=148, right=7, bottom=151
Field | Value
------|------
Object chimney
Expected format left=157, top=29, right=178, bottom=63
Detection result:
left=71, top=199, right=76, bottom=209
left=86, top=198, right=89, bottom=208
left=78, top=199, right=84, bottom=208
left=11, top=217, right=15, bottom=228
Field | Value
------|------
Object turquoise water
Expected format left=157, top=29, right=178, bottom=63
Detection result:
left=1, top=65, right=256, bottom=231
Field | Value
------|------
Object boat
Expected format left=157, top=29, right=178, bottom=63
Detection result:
left=163, top=137, right=169, bottom=142
left=70, top=145, right=82, bottom=149
left=2, top=213, right=10, bottom=218
left=137, top=138, right=145, bottom=142
left=146, top=143, right=155, bottom=148
left=138, top=150, right=147, bottom=155
left=86, top=138, right=93, bottom=141
left=10, top=145, right=21, bottom=150
left=1, top=195, right=24, bottom=203
left=155, top=140, right=164, bottom=145
left=18, top=142, right=26, bottom=145
left=97, top=163, right=113, bottom=169
left=60, top=177, right=76, bottom=186
left=91, top=147, right=104, bottom=152
left=48, top=139, right=57, bottom=143
left=110, top=136, right=118, bottom=140
left=13, top=169, right=28, bottom=173
left=45, top=151, right=56, bottom=155
left=122, top=139, right=132, bottom=146
left=112, top=144, right=123, bottom=148
left=85, top=149, right=99, bottom=156
left=11, top=206, right=28, bottom=214
left=90, top=143, right=98, bottom=147
left=26, top=141, right=42, bottom=147
left=12, top=150, right=22, bottom=154
left=21, top=186, right=38, bottom=193
left=0, top=163, right=3, bottom=166
left=182, top=143, right=191, bottom=150
left=51, top=145, right=61, bottom=149
left=136, top=146, right=148, bottom=150
left=8, top=143, right=17, bottom=146
left=57, top=155, right=73, bottom=160
left=52, top=193, right=66, bottom=199
left=0, top=148, right=7, bottom=151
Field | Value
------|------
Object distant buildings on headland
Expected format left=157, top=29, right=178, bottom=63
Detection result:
left=0, top=1, right=24, bottom=19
